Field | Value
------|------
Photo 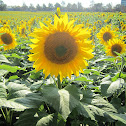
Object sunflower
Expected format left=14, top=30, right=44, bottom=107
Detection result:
left=0, top=28, right=17, bottom=50
left=28, top=13, right=94, bottom=81
left=2, top=24, right=11, bottom=31
left=97, top=26, right=118, bottom=45
left=56, top=7, right=61, bottom=17
left=120, top=21, right=124, bottom=26
left=19, top=24, right=27, bottom=38
left=121, top=25, right=126, bottom=31
left=121, top=35, right=126, bottom=42
left=105, top=39, right=126, bottom=57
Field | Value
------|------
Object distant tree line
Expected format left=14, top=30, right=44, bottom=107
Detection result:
left=0, top=0, right=126, bottom=12
left=0, top=0, right=6, bottom=11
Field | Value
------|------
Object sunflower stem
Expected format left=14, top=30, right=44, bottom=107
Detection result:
left=57, top=74, right=61, bottom=89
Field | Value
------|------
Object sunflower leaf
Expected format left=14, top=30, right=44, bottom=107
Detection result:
left=14, top=109, right=53, bottom=126
left=5, top=53, right=22, bottom=59
left=107, top=78, right=124, bottom=95
left=0, top=82, right=43, bottom=111
left=74, top=77, right=93, bottom=82
left=14, top=109, right=39, bottom=126
left=0, top=54, right=10, bottom=63
left=42, top=84, right=80, bottom=120
left=8, top=75, right=19, bottom=81
left=76, top=89, right=117, bottom=121
left=36, top=113, right=54, bottom=126
left=0, top=69, right=8, bottom=76
left=0, top=82, right=7, bottom=98
left=108, top=113, right=126, bottom=125
left=0, top=98, right=29, bottom=111
left=0, top=64, right=24, bottom=72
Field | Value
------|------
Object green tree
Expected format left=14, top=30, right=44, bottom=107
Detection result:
left=0, top=0, right=7, bottom=11
left=42, top=4, right=47, bottom=11
left=29, top=3, right=35, bottom=11
left=22, top=3, right=28, bottom=11
left=105, top=3, right=112, bottom=12
left=114, top=4, right=122, bottom=11
left=54, top=3, right=61, bottom=9
left=77, top=2, right=83, bottom=11
left=71, top=3, right=77, bottom=11
left=36, top=4, right=42, bottom=11
left=47, top=3, right=53, bottom=11
left=66, top=3, right=72, bottom=11
left=92, top=3, right=103, bottom=12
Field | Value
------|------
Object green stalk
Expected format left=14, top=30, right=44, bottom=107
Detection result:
left=1, top=108, right=6, bottom=120
left=1, top=108, right=13, bottom=126
left=118, top=56, right=126, bottom=105
left=57, top=74, right=61, bottom=89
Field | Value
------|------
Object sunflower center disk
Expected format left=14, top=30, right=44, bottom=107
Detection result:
left=103, top=32, right=112, bottom=42
left=1, top=33, right=12, bottom=45
left=21, top=28, right=25, bottom=34
left=55, top=46, right=67, bottom=57
left=111, top=44, right=122, bottom=56
left=44, top=32, right=78, bottom=64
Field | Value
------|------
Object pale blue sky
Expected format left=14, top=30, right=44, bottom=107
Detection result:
left=3, top=0, right=121, bottom=7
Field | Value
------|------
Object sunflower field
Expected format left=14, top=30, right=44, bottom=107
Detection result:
left=0, top=10, right=126, bottom=126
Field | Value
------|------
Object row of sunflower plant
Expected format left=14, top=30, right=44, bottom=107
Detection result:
left=0, top=10, right=126, bottom=126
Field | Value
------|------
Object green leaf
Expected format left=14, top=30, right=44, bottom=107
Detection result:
left=5, top=53, right=22, bottom=59
left=8, top=75, right=19, bottom=81
left=103, top=57, right=116, bottom=62
left=100, top=81, right=111, bottom=97
left=0, top=82, right=7, bottom=98
left=101, top=78, right=124, bottom=97
left=0, top=70, right=8, bottom=76
left=0, top=64, right=24, bottom=73
left=107, top=78, right=124, bottom=95
left=109, top=113, right=126, bottom=125
left=94, top=57, right=116, bottom=63
left=14, top=109, right=39, bottom=126
left=5, top=82, right=43, bottom=108
left=36, top=114, right=53, bottom=126
left=76, top=90, right=117, bottom=121
left=83, top=69, right=101, bottom=75
left=42, top=84, right=80, bottom=119
left=0, top=54, right=10, bottom=63
left=15, top=93, right=43, bottom=109
left=76, top=102, right=95, bottom=121
left=14, top=109, right=53, bottom=126
left=30, top=80, right=43, bottom=91
left=0, top=82, right=30, bottom=111
left=0, top=82, right=42, bottom=110
left=74, top=77, right=93, bottom=82
left=0, top=98, right=29, bottom=111
left=7, top=82, right=30, bottom=99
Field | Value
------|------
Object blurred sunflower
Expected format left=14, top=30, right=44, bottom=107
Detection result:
left=119, top=12, right=122, bottom=16
left=105, top=39, right=126, bottom=57
left=114, top=27, right=119, bottom=31
left=2, top=24, right=11, bottom=31
left=19, top=24, right=27, bottom=37
left=121, top=35, right=126, bottom=41
left=120, top=21, right=124, bottom=26
left=0, top=28, right=17, bottom=50
left=97, top=26, right=118, bottom=45
left=56, top=7, right=61, bottom=17
left=28, top=13, right=94, bottom=81
left=93, top=26, right=96, bottom=32
left=121, top=25, right=126, bottom=31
